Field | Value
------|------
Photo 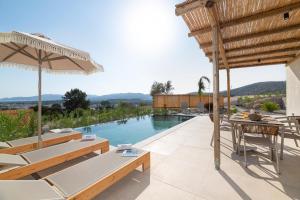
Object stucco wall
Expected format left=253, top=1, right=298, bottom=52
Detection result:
left=286, top=57, right=300, bottom=116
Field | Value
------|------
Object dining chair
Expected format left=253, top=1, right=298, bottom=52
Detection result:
left=237, top=123, right=280, bottom=174
left=275, top=116, right=300, bottom=159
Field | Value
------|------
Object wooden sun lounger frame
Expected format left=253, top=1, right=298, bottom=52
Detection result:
left=0, top=139, right=109, bottom=180
left=0, top=131, right=82, bottom=154
left=45, top=151, right=150, bottom=200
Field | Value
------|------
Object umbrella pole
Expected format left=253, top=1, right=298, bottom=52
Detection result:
left=37, top=50, right=43, bottom=148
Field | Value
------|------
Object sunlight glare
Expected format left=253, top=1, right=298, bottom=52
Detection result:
left=123, top=1, right=175, bottom=55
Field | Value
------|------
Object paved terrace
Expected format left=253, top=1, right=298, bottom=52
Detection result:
left=36, top=116, right=300, bottom=200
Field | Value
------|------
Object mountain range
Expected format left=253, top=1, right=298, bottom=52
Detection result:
left=220, top=81, right=285, bottom=96
left=0, top=93, right=152, bottom=102
left=0, top=81, right=286, bottom=102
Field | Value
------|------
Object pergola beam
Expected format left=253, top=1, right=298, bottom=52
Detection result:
left=207, top=7, right=228, bottom=67
left=220, top=54, right=295, bottom=66
left=225, top=46, right=300, bottom=61
left=175, top=0, right=208, bottom=16
left=220, top=61, right=287, bottom=70
left=205, top=37, right=300, bottom=54
left=207, top=46, right=300, bottom=61
left=201, top=23, right=300, bottom=47
left=189, top=1, right=300, bottom=37
left=207, top=5, right=231, bottom=118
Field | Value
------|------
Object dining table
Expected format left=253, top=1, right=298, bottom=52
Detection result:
left=229, top=113, right=284, bottom=158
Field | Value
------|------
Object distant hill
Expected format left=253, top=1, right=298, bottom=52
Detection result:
left=0, top=93, right=152, bottom=102
left=0, top=94, right=63, bottom=102
left=189, top=81, right=286, bottom=97
left=88, top=93, right=152, bottom=101
left=0, top=81, right=285, bottom=102
left=220, top=81, right=286, bottom=97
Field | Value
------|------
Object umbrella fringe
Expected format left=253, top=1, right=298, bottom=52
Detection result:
left=0, top=32, right=104, bottom=73
left=0, top=32, right=90, bottom=62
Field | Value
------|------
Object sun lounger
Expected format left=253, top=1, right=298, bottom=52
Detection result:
left=0, top=131, right=82, bottom=154
left=0, top=149, right=150, bottom=200
left=0, top=180, right=63, bottom=200
left=0, top=138, right=109, bottom=180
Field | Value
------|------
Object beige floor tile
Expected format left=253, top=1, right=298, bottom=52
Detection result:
left=41, top=116, right=300, bottom=200
left=96, top=171, right=200, bottom=200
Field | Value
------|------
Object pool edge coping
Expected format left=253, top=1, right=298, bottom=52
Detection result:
left=133, top=115, right=200, bottom=148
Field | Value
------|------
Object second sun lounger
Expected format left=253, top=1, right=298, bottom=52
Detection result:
left=0, top=138, right=109, bottom=180
left=0, top=149, right=150, bottom=200
left=0, top=131, right=82, bottom=154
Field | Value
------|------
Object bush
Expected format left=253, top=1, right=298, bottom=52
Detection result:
left=261, top=101, right=280, bottom=112
left=230, top=106, right=237, bottom=114
left=0, top=110, right=37, bottom=142
left=153, top=108, right=168, bottom=115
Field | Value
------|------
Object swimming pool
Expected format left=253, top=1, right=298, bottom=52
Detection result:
left=75, top=115, right=193, bottom=146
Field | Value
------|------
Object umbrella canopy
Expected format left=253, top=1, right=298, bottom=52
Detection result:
left=0, top=31, right=103, bottom=73
left=0, top=31, right=103, bottom=147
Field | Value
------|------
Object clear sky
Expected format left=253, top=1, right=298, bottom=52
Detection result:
left=0, top=0, right=286, bottom=98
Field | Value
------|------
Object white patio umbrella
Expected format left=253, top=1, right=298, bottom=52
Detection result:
left=0, top=31, right=103, bottom=147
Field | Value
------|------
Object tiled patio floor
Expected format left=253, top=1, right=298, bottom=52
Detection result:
left=96, top=116, right=300, bottom=200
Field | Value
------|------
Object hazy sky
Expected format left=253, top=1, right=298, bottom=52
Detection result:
left=0, top=0, right=285, bottom=98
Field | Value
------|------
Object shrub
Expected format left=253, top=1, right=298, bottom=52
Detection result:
left=261, top=101, right=280, bottom=112
left=230, top=106, right=238, bottom=114
left=153, top=108, right=168, bottom=115
left=0, top=110, right=36, bottom=142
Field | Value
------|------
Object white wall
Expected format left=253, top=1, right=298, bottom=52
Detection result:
left=286, top=57, right=300, bottom=116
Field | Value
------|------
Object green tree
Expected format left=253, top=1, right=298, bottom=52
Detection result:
left=198, top=76, right=210, bottom=95
left=150, top=81, right=174, bottom=96
left=164, top=81, right=174, bottom=94
left=100, top=100, right=112, bottom=109
left=63, top=89, right=90, bottom=112
left=51, top=103, right=62, bottom=114
left=150, top=81, right=165, bottom=96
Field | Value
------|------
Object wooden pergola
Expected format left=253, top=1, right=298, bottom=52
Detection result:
left=175, top=0, right=300, bottom=169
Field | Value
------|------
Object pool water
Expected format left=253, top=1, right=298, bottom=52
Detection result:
left=75, top=115, right=193, bottom=146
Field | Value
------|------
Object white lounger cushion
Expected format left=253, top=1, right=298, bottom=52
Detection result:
left=6, top=132, right=78, bottom=147
left=0, top=180, right=63, bottom=200
left=50, top=128, right=73, bottom=134
left=0, top=142, right=10, bottom=149
left=0, top=154, right=27, bottom=166
left=21, top=138, right=105, bottom=163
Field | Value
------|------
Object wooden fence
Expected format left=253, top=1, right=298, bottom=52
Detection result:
left=153, top=95, right=224, bottom=109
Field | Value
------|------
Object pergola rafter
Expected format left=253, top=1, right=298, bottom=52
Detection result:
left=205, top=37, right=300, bottom=55
left=200, top=23, right=300, bottom=48
left=220, top=61, right=288, bottom=70
left=189, top=1, right=300, bottom=37
left=175, top=0, right=211, bottom=16
left=220, top=54, right=295, bottom=66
